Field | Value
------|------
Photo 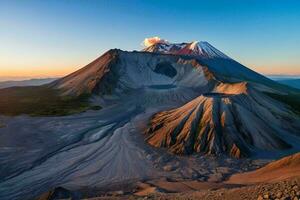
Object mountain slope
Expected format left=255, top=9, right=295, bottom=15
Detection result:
left=49, top=49, right=120, bottom=96
left=227, top=152, right=300, bottom=183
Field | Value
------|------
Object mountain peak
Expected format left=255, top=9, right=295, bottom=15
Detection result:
left=143, top=40, right=230, bottom=59
left=190, top=41, right=199, bottom=48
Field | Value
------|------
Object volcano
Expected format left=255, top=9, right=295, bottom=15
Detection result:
left=145, top=82, right=296, bottom=158
left=143, top=41, right=231, bottom=59
left=51, top=41, right=291, bottom=98
left=47, top=41, right=300, bottom=158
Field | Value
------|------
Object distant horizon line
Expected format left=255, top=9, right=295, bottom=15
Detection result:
left=1, top=74, right=300, bottom=82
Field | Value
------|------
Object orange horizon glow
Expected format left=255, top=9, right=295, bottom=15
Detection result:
left=252, top=65, right=300, bottom=76
left=0, top=67, right=81, bottom=78
left=1, top=1, right=300, bottom=81
left=0, top=62, right=299, bottom=80
left=1, top=45, right=299, bottom=80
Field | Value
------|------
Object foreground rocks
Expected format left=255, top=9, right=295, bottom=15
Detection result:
left=227, top=153, right=300, bottom=184
left=99, top=178, right=299, bottom=200
left=38, top=177, right=299, bottom=200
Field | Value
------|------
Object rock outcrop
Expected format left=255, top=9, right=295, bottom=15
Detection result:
left=145, top=83, right=298, bottom=157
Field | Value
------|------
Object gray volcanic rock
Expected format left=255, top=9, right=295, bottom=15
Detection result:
left=145, top=82, right=299, bottom=158
left=49, top=48, right=288, bottom=98
left=50, top=50, right=219, bottom=97
left=143, top=41, right=292, bottom=92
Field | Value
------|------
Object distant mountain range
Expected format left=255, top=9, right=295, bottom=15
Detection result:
left=0, top=78, right=57, bottom=89
left=277, top=79, right=300, bottom=89
left=267, top=75, right=300, bottom=80
left=267, top=75, right=300, bottom=89
left=1, top=75, right=299, bottom=90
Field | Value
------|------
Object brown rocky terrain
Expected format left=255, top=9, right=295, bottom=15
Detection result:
left=227, top=152, right=300, bottom=184
left=145, top=82, right=297, bottom=158
left=37, top=177, right=300, bottom=200
left=36, top=153, right=300, bottom=200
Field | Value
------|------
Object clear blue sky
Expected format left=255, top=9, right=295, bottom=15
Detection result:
left=1, top=0, right=300, bottom=79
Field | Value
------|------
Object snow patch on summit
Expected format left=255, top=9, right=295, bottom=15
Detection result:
left=143, top=40, right=231, bottom=59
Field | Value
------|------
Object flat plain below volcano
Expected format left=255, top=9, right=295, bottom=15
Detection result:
left=0, top=89, right=275, bottom=200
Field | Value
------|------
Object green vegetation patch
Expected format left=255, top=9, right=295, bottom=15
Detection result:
left=265, top=92, right=300, bottom=115
left=0, top=122, right=5, bottom=128
left=0, top=86, right=101, bottom=116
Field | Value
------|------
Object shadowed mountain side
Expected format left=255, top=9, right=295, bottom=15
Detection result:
left=49, top=49, right=120, bottom=96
